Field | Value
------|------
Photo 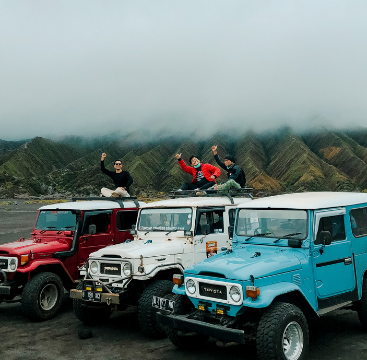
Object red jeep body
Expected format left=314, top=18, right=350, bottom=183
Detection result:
left=0, top=198, right=142, bottom=321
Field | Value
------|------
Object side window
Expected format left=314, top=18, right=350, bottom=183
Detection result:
left=350, top=207, right=367, bottom=237
left=317, top=215, right=346, bottom=242
left=229, top=209, right=236, bottom=227
left=83, top=213, right=111, bottom=234
left=116, top=211, right=138, bottom=231
left=196, top=210, right=224, bottom=235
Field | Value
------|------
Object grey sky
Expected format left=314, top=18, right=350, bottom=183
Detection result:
left=1, top=0, right=366, bottom=140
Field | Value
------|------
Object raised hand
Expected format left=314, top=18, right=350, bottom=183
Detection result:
left=101, top=153, right=107, bottom=161
left=175, top=153, right=182, bottom=160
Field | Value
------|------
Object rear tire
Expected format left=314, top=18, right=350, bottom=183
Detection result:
left=256, top=302, right=309, bottom=360
left=357, top=279, right=367, bottom=329
left=166, top=294, right=209, bottom=349
left=73, top=282, right=112, bottom=325
left=22, top=272, right=64, bottom=321
left=138, top=279, right=174, bottom=338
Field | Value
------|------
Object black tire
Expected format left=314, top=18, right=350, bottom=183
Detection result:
left=357, top=279, right=367, bottom=329
left=166, top=294, right=209, bottom=349
left=22, top=272, right=64, bottom=321
left=73, top=282, right=112, bottom=325
left=138, top=279, right=174, bottom=338
left=256, top=302, right=309, bottom=360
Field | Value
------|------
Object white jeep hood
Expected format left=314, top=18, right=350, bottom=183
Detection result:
left=90, top=239, right=185, bottom=259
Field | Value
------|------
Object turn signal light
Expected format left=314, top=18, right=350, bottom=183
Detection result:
left=21, top=254, right=29, bottom=265
left=246, top=286, right=260, bottom=299
left=173, top=274, right=184, bottom=286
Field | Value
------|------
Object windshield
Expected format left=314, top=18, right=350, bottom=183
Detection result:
left=236, top=209, right=308, bottom=240
left=35, top=210, right=77, bottom=231
left=138, top=208, right=192, bottom=232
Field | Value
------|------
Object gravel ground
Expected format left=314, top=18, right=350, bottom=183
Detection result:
left=1, top=200, right=367, bottom=360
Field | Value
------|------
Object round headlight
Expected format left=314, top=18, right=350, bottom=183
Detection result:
left=90, top=261, right=98, bottom=274
left=123, top=262, right=132, bottom=277
left=186, top=279, right=196, bottom=294
left=229, top=286, right=241, bottom=303
left=9, top=258, right=17, bottom=271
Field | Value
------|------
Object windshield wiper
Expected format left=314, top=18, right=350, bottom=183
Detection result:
left=40, top=226, right=57, bottom=234
left=165, top=230, right=178, bottom=235
left=57, top=226, right=76, bottom=234
left=244, top=233, right=269, bottom=241
left=273, top=232, right=302, bottom=243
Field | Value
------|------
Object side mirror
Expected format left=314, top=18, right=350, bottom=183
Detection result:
left=228, top=225, right=234, bottom=239
left=184, top=230, right=193, bottom=237
left=315, top=231, right=332, bottom=246
left=130, top=224, right=137, bottom=235
left=201, top=224, right=210, bottom=236
left=88, top=224, right=96, bottom=235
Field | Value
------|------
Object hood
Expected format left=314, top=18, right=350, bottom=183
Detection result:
left=0, top=238, right=71, bottom=256
left=186, top=245, right=302, bottom=281
left=90, top=239, right=184, bottom=259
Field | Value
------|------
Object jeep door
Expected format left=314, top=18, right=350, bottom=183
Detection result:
left=313, top=209, right=356, bottom=304
left=114, top=209, right=138, bottom=244
left=194, top=207, right=227, bottom=263
left=78, top=210, right=114, bottom=266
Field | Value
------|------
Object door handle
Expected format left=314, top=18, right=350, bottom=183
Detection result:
left=344, top=257, right=352, bottom=265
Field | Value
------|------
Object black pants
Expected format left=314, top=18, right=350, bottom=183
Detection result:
left=181, top=182, right=214, bottom=190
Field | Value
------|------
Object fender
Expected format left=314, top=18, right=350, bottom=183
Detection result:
left=17, top=258, right=75, bottom=283
left=242, top=282, right=310, bottom=309
left=133, top=263, right=184, bottom=280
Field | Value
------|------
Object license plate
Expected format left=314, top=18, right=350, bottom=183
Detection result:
left=152, top=295, right=175, bottom=312
left=82, top=290, right=102, bottom=303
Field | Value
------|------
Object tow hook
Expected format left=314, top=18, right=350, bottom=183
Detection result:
left=106, top=298, right=112, bottom=306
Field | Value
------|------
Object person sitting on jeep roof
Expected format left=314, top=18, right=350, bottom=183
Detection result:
left=100, top=153, right=133, bottom=197
left=210, top=145, right=246, bottom=190
left=175, top=153, right=221, bottom=191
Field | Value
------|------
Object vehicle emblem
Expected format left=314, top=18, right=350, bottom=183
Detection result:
left=104, top=267, right=119, bottom=271
left=203, top=287, right=222, bottom=294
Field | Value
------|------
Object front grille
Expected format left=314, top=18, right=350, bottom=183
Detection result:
left=0, top=258, right=8, bottom=270
left=199, top=282, right=227, bottom=300
left=100, top=263, right=121, bottom=276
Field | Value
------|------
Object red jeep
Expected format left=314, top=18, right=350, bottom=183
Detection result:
left=0, top=197, right=142, bottom=321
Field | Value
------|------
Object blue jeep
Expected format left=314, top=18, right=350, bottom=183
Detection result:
left=156, top=192, right=367, bottom=360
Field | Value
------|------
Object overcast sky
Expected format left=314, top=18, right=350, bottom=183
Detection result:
left=1, top=0, right=366, bottom=140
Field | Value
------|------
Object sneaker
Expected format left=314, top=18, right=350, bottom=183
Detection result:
left=111, top=192, right=120, bottom=198
left=196, top=191, right=207, bottom=195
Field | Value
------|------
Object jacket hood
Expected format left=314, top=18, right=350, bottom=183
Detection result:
left=90, top=239, right=184, bottom=259
left=186, top=245, right=302, bottom=281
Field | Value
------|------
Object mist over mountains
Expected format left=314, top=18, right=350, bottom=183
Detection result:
left=1, top=127, right=367, bottom=198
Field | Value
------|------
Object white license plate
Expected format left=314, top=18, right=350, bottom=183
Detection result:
left=152, top=295, right=175, bottom=312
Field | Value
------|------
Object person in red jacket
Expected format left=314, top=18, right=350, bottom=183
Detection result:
left=175, top=153, right=221, bottom=190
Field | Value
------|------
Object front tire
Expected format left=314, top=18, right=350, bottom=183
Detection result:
left=138, top=279, right=174, bottom=338
left=166, top=294, right=209, bottom=349
left=73, top=282, right=112, bottom=325
left=256, top=302, right=309, bottom=360
left=22, top=272, right=64, bottom=321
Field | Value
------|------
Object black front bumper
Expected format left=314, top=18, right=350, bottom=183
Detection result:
left=0, top=285, right=11, bottom=295
left=157, top=312, right=246, bottom=344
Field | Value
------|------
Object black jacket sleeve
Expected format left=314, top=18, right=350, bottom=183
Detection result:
left=227, top=165, right=242, bottom=181
left=214, top=154, right=227, bottom=170
left=101, top=160, right=114, bottom=176
left=125, top=172, right=133, bottom=188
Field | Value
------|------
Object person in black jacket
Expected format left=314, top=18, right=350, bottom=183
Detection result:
left=100, top=153, right=133, bottom=197
left=210, top=145, right=246, bottom=190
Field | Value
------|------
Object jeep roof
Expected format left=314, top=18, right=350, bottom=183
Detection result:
left=39, top=199, right=141, bottom=211
left=141, top=196, right=252, bottom=208
left=237, top=192, right=367, bottom=210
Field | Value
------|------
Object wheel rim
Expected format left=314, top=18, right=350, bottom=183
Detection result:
left=282, top=321, right=304, bottom=360
left=39, top=283, right=58, bottom=311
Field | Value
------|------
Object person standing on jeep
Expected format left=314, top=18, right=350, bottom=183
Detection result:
left=210, top=145, right=246, bottom=189
left=100, top=153, right=133, bottom=197
left=175, top=153, right=221, bottom=190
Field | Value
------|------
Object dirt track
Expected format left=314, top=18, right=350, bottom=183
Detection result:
left=1, top=200, right=367, bottom=360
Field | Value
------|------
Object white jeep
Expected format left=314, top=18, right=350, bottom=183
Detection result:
left=70, top=192, right=253, bottom=337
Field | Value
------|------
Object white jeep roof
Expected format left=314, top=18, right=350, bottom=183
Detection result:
left=238, top=192, right=367, bottom=210
left=141, top=196, right=253, bottom=208
left=39, top=200, right=144, bottom=211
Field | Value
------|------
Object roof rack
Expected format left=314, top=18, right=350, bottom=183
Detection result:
left=71, top=197, right=140, bottom=208
left=169, top=188, right=254, bottom=204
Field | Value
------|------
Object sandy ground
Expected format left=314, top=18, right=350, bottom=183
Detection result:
left=1, top=200, right=367, bottom=360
